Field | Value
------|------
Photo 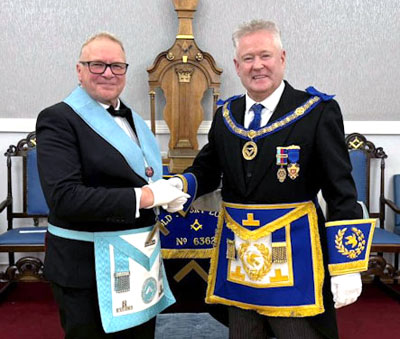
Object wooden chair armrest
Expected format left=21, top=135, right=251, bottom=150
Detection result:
left=383, top=198, right=400, bottom=214
left=0, top=196, right=12, bottom=213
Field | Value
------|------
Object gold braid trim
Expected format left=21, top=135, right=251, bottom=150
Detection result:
left=328, top=260, right=369, bottom=276
left=206, top=207, right=226, bottom=301
left=206, top=295, right=325, bottom=317
left=161, top=248, right=213, bottom=259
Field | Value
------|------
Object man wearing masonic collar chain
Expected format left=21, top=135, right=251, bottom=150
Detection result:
left=171, top=20, right=374, bottom=339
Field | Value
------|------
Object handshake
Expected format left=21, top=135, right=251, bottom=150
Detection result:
left=144, top=177, right=188, bottom=213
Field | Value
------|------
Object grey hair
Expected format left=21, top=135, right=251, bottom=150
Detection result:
left=232, top=19, right=283, bottom=56
left=79, top=31, right=125, bottom=58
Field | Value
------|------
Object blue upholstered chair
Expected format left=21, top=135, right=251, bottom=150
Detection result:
left=394, top=174, right=400, bottom=235
left=0, top=132, right=48, bottom=297
left=346, top=133, right=400, bottom=299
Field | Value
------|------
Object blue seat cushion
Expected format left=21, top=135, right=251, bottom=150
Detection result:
left=394, top=174, right=400, bottom=234
left=372, top=227, right=400, bottom=245
left=0, top=227, right=47, bottom=245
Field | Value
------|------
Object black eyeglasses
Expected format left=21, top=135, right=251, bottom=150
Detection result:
left=79, top=61, right=129, bottom=75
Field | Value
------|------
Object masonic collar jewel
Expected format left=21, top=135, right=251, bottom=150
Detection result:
left=242, top=129, right=258, bottom=160
left=242, top=140, right=258, bottom=160
left=276, top=145, right=300, bottom=182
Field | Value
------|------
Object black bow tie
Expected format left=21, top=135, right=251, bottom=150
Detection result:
left=107, top=106, right=129, bottom=118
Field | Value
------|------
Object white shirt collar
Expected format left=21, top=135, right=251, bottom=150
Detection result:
left=245, top=80, right=285, bottom=114
left=244, top=81, right=285, bottom=128
left=99, top=98, right=121, bottom=110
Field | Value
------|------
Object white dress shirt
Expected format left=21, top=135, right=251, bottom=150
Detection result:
left=244, top=81, right=285, bottom=129
left=100, top=100, right=143, bottom=217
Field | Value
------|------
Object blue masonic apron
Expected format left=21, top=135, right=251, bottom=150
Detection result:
left=206, top=201, right=325, bottom=317
left=50, top=86, right=175, bottom=333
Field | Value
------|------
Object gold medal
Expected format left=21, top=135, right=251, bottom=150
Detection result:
left=277, top=166, right=287, bottom=183
left=242, top=141, right=258, bottom=160
left=287, top=163, right=300, bottom=180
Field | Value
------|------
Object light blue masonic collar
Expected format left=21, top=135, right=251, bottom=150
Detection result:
left=63, top=86, right=162, bottom=182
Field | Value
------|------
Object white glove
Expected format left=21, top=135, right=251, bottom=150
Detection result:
left=165, top=196, right=188, bottom=213
left=164, top=177, right=186, bottom=212
left=331, top=272, right=362, bottom=309
left=145, top=179, right=190, bottom=209
left=167, top=177, right=184, bottom=191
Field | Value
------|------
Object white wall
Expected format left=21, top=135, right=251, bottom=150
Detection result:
left=1, top=0, right=400, bottom=121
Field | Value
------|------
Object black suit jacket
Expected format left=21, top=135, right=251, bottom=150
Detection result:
left=36, top=101, right=156, bottom=288
left=186, top=81, right=362, bottom=338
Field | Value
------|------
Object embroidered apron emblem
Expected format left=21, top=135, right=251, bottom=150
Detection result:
left=238, top=242, right=272, bottom=281
left=142, top=277, right=158, bottom=304
left=335, top=227, right=366, bottom=259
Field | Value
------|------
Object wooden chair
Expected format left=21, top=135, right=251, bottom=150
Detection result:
left=346, top=132, right=400, bottom=299
left=0, top=131, right=48, bottom=298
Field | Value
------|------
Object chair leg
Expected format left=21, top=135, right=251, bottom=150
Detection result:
left=0, top=281, right=17, bottom=302
left=8, top=252, right=15, bottom=266
left=374, top=278, right=400, bottom=301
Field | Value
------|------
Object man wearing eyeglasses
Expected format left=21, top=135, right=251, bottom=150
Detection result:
left=36, top=32, right=187, bottom=338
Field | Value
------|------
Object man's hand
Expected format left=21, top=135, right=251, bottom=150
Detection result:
left=165, top=196, right=187, bottom=213
left=167, top=177, right=184, bottom=191
left=164, top=177, right=186, bottom=212
left=330, top=272, right=362, bottom=308
left=143, top=179, right=189, bottom=209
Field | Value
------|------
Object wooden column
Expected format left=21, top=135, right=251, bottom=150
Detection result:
left=147, top=0, right=222, bottom=173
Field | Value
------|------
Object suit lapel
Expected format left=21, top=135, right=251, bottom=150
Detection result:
left=64, top=87, right=162, bottom=182
left=245, top=82, right=308, bottom=196
left=222, top=96, right=247, bottom=193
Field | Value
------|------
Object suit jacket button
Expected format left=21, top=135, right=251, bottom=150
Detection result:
left=246, top=172, right=252, bottom=178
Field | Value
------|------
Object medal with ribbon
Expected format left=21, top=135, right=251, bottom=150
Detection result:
left=276, top=147, right=288, bottom=183
left=287, top=146, right=300, bottom=180
left=275, top=145, right=301, bottom=182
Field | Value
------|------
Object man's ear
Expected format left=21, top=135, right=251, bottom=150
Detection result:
left=76, top=63, right=82, bottom=83
left=234, top=58, right=240, bottom=76
left=280, top=50, right=286, bottom=67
